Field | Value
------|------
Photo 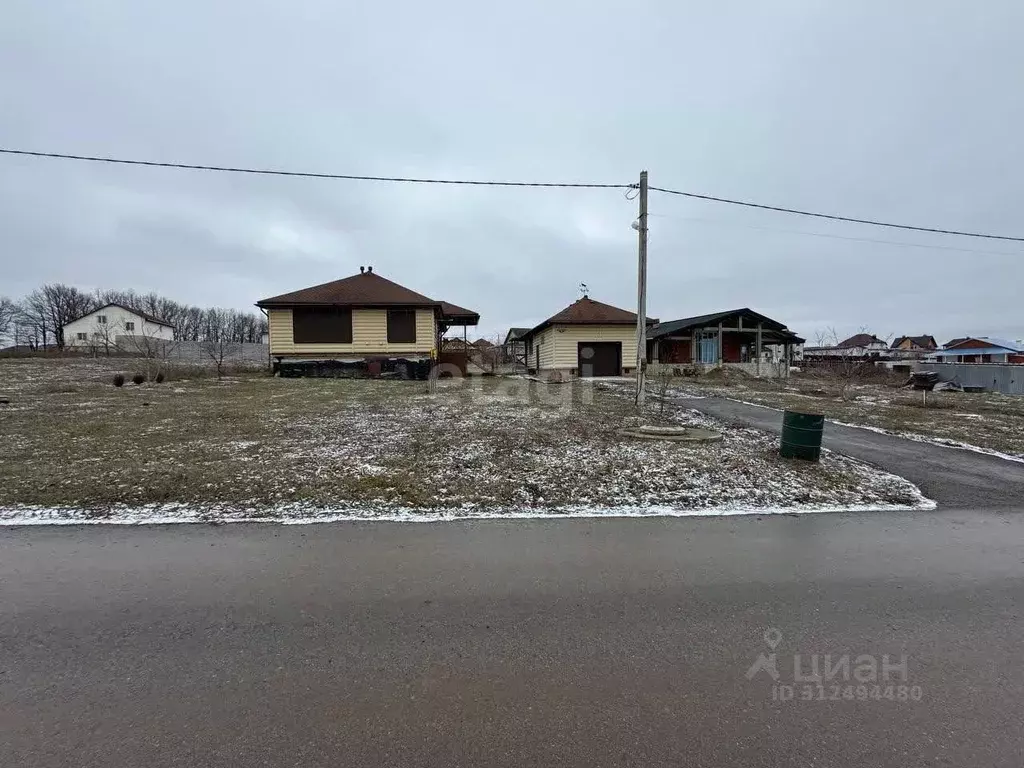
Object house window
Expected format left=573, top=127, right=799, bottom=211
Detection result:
left=386, top=309, right=417, bottom=344
left=76, top=332, right=87, bottom=341
left=97, top=315, right=107, bottom=324
left=292, top=307, right=353, bottom=344
left=125, top=321, right=135, bottom=331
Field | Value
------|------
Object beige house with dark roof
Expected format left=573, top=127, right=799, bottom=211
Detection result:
left=256, top=267, right=478, bottom=363
left=520, top=297, right=656, bottom=377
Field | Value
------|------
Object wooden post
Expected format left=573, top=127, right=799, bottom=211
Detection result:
left=756, top=322, right=763, bottom=376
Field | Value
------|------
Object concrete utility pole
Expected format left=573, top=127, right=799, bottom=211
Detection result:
left=634, top=170, right=649, bottom=408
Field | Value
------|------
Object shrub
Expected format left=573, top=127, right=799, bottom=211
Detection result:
left=113, top=374, right=125, bottom=388
left=132, top=373, right=146, bottom=386
left=155, top=372, right=165, bottom=384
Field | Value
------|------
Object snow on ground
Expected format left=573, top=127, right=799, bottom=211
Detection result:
left=0, top=359, right=932, bottom=525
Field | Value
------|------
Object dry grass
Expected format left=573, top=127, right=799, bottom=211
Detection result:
left=0, top=359, right=925, bottom=517
left=682, top=370, right=1024, bottom=457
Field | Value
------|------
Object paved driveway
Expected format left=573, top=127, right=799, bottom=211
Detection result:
left=673, top=395, right=1024, bottom=508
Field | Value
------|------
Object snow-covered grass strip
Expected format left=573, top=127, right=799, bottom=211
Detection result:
left=827, top=419, right=1024, bottom=464
left=694, top=394, right=1024, bottom=465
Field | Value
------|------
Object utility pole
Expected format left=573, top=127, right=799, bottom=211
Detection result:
left=634, top=170, right=649, bottom=408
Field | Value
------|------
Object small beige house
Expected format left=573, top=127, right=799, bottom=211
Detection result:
left=521, top=296, right=655, bottom=378
left=256, top=267, right=478, bottom=364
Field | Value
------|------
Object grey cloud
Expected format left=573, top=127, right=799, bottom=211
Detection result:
left=2, top=0, right=1023, bottom=344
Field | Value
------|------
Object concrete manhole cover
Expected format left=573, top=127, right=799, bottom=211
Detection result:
left=617, top=425, right=723, bottom=443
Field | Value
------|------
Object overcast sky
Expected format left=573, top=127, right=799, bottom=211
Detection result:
left=2, top=1, right=1022, bottom=344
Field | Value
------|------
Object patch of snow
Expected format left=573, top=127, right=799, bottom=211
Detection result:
left=0, top=490, right=935, bottom=527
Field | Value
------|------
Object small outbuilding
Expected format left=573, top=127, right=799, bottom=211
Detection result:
left=520, top=297, right=656, bottom=378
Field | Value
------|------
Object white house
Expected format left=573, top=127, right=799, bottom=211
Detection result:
left=803, top=333, right=889, bottom=358
left=63, top=303, right=175, bottom=348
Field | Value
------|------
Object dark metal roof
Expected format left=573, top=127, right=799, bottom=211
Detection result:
left=648, top=308, right=801, bottom=342
left=438, top=300, right=480, bottom=326
left=892, top=335, right=937, bottom=350
left=837, top=333, right=886, bottom=348
left=504, top=327, right=530, bottom=344
left=257, top=271, right=439, bottom=307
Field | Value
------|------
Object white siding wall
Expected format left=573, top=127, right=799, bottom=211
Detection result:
left=532, top=324, right=638, bottom=372
left=64, top=306, right=174, bottom=347
left=268, top=308, right=437, bottom=357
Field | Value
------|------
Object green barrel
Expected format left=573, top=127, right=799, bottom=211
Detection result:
left=780, top=410, right=824, bottom=461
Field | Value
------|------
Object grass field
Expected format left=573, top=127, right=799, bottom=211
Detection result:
left=678, top=369, right=1024, bottom=458
left=0, top=358, right=927, bottom=521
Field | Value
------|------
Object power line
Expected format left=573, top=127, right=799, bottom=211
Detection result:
left=648, top=213, right=1024, bottom=258
left=4, top=146, right=1023, bottom=243
left=649, top=185, right=1024, bottom=243
left=0, top=148, right=628, bottom=189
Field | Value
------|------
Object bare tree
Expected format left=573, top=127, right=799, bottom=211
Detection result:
left=202, top=337, right=239, bottom=379
left=0, top=297, right=17, bottom=346
left=36, top=284, right=96, bottom=349
left=120, top=326, right=177, bottom=379
left=12, top=283, right=266, bottom=349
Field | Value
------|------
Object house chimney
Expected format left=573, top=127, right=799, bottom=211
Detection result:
left=359, top=266, right=365, bottom=274
left=367, top=265, right=373, bottom=273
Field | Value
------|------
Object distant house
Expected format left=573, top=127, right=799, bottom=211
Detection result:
left=441, top=337, right=471, bottom=351
left=63, top=303, right=175, bottom=348
left=804, top=332, right=889, bottom=359
left=889, top=335, right=938, bottom=360
left=646, top=308, right=803, bottom=376
left=892, top=335, right=937, bottom=352
left=929, top=337, right=1024, bottom=364
left=520, top=297, right=656, bottom=378
left=837, top=333, right=889, bottom=355
left=503, top=327, right=530, bottom=371
left=256, top=267, right=479, bottom=366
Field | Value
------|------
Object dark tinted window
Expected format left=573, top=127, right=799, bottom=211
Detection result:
left=387, top=309, right=416, bottom=343
left=293, top=307, right=352, bottom=343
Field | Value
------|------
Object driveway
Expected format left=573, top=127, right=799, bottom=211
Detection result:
left=3, top=514, right=1024, bottom=768
left=673, top=394, right=1024, bottom=508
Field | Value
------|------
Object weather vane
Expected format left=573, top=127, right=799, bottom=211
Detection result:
left=579, top=282, right=588, bottom=299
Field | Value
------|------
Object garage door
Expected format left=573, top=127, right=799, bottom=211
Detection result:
left=578, top=341, right=621, bottom=377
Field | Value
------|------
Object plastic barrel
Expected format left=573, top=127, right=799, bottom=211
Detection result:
left=780, top=410, right=824, bottom=461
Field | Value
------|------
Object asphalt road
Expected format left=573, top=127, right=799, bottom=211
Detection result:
left=674, top=395, right=1024, bottom=508
left=4, top=513, right=1024, bottom=767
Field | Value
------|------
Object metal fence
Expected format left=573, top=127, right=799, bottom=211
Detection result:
left=914, top=362, right=1024, bottom=395
left=114, top=336, right=269, bottom=366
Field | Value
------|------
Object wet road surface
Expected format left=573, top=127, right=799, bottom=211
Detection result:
left=3, top=512, right=1024, bottom=767
left=673, top=395, right=1024, bottom=508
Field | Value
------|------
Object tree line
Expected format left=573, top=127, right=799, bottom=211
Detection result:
left=0, top=284, right=268, bottom=349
